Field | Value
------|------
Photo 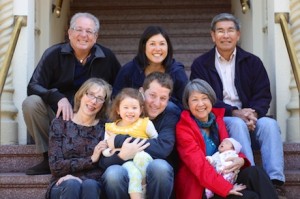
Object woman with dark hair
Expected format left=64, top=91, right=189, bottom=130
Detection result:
left=112, top=25, right=188, bottom=108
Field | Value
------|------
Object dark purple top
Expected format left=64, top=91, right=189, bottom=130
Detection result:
left=48, top=117, right=105, bottom=183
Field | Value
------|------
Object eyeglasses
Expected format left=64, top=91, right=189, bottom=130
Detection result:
left=72, top=27, right=97, bottom=36
left=85, top=92, right=105, bottom=104
left=214, top=28, right=237, bottom=35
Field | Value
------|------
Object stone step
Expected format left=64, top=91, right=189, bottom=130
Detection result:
left=1, top=143, right=299, bottom=172
left=0, top=145, right=43, bottom=173
left=0, top=173, right=51, bottom=199
left=0, top=171, right=298, bottom=199
left=0, top=144, right=300, bottom=199
left=93, top=10, right=226, bottom=22
left=0, top=146, right=51, bottom=199
left=71, top=0, right=231, bottom=6
left=71, top=0, right=231, bottom=13
left=283, top=143, right=300, bottom=170
left=284, top=170, right=300, bottom=199
left=254, top=142, right=300, bottom=170
left=99, top=22, right=212, bottom=39
left=94, top=6, right=225, bottom=16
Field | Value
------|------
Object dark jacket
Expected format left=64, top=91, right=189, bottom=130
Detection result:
left=98, top=102, right=181, bottom=169
left=27, top=42, right=121, bottom=112
left=112, top=58, right=188, bottom=108
left=190, top=46, right=271, bottom=118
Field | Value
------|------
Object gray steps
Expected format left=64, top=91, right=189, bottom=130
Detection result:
left=283, top=143, right=300, bottom=170
left=1, top=144, right=300, bottom=198
left=284, top=170, right=300, bottom=199
left=254, top=143, right=300, bottom=199
left=254, top=143, right=300, bottom=170
left=0, top=173, right=50, bottom=199
left=71, top=1, right=232, bottom=13
left=0, top=145, right=50, bottom=199
left=0, top=145, right=43, bottom=173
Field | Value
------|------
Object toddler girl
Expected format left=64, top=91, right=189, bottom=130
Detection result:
left=103, top=88, right=158, bottom=199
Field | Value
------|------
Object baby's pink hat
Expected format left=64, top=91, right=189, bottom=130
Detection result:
left=225, top=138, right=242, bottom=153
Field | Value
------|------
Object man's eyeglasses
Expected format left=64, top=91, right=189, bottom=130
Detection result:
left=214, top=28, right=237, bottom=36
left=72, top=27, right=96, bottom=36
left=85, top=92, right=105, bottom=104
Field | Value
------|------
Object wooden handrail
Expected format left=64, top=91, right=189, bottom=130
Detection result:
left=275, top=13, right=300, bottom=92
left=0, top=16, right=27, bottom=96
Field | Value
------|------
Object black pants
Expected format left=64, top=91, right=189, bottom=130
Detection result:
left=205, top=166, right=278, bottom=199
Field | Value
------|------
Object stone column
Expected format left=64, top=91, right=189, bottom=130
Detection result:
left=0, top=0, right=18, bottom=145
left=286, top=0, right=300, bottom=142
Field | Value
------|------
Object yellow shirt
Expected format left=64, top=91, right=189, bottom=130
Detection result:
left=105, top=117, right=157, bottom=139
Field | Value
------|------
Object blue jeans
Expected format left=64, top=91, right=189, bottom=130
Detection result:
left=102, top=159, right=174, bottom=199
left=224, top=116, right=285, bottom=182
left=50, top=179, right=101, bottom=199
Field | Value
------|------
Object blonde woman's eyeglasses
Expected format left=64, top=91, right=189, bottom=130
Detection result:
left=85, top=92, right=105, bottom=104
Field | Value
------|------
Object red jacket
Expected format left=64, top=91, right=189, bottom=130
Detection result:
left=175, top=108, right=249, bottom=199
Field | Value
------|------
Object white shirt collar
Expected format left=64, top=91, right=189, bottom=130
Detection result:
left=215, top=48, right=236, bottom=62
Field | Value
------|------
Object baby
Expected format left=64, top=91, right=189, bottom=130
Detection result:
left=205, top=138, right=242, bottom=198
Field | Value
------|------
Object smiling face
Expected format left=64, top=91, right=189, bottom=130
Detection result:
left=68, top=16, right=98, bottom=53
left=145, top=34, right=168, bottom=65
left=143, top=80, right=170, bottom=119
left=79, top=84, right=106, bottom=118
left=117, top=96, right=142, bottom=126
left=211, top=20, right=240, bottom=57
left=188, top=91, right=212, bottom=122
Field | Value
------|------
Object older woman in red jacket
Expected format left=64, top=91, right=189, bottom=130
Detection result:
left=175, top=79, right=277, bottom=199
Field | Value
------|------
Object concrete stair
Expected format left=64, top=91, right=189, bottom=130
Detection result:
left=254, top=143, right=300, bottom=199
left=0, top=173, right=50, bottom=199
left=0, top=145, right=51, bottom=199
left=281, top=143, right=300, bottom=199
left=1, top=143, right=300, bottom=199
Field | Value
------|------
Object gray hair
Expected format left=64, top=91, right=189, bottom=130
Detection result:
left=182, top=79, right=217, bottom=110
left=69, top=12, right=100, bottom=33
left=211, top=13, right=241, bottom=31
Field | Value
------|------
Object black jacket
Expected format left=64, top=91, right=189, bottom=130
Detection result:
left=190, top=46, right=271, bottom=118
left=113, top=58, right=188, bottom=108
left=27, top=42, right=121, bottom=111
